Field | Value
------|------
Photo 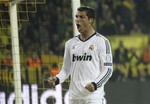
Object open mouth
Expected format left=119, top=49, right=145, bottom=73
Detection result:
left=76, top=24, right=81, bottom=28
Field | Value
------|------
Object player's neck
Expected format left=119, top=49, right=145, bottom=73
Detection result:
left=80, top=28, right=95, bottom=41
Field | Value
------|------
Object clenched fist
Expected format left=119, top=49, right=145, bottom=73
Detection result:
left=85, top=83, right=95, bottom=92
left=48, top=76, right=57, bottom=87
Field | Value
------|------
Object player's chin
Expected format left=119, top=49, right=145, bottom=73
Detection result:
left=77, top=28, right=83, bottom=33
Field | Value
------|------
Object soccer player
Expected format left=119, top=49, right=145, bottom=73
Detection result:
left=48, top=6, right=113, bottom=104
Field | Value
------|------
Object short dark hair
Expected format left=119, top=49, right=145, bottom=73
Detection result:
left=77, top=6, right=95, bottom=19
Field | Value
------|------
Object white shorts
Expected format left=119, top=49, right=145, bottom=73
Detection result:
left=69, top=97, right=106, bottom=104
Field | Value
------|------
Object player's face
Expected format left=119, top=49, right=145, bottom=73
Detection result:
left=75, top=11, right=92, bottom=33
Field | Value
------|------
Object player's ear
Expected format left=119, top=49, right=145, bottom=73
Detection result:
left=89, top=18, right=94, bottom=24
left=89, top=19, right=92, bottom=23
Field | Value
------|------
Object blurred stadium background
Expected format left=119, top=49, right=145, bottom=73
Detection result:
left=0, top=0, right=150, bottom=104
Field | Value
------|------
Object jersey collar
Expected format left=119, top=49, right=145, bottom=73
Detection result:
left=78, top=32, right=96, bottom=42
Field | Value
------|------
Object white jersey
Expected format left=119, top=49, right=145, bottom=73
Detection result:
left=56, top=32, right=113, bottom=100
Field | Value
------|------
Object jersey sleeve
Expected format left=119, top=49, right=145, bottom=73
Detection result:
left=93, top=38, right=113, bottom=89
left=56, top=41, right=71, bottom=83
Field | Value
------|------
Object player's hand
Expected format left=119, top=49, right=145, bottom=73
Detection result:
left=48, top=76, right=57, bottom=87
left=85, top=83, right=95, bottom=92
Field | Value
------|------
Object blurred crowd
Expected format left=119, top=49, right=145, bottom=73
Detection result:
left=1, top=0, right=150, bottom=55
left=111, top=37, right=150, bottom=82
left=0, top=0, right=150, bottom=82
left=17, top=0, right=150, bottom=56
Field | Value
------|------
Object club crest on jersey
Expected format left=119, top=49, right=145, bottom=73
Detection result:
left=89, top=45, right=94, bottom=50
left=72, top=46, right=75, bottom=49
left=72, top=53, right=92, bottom=62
